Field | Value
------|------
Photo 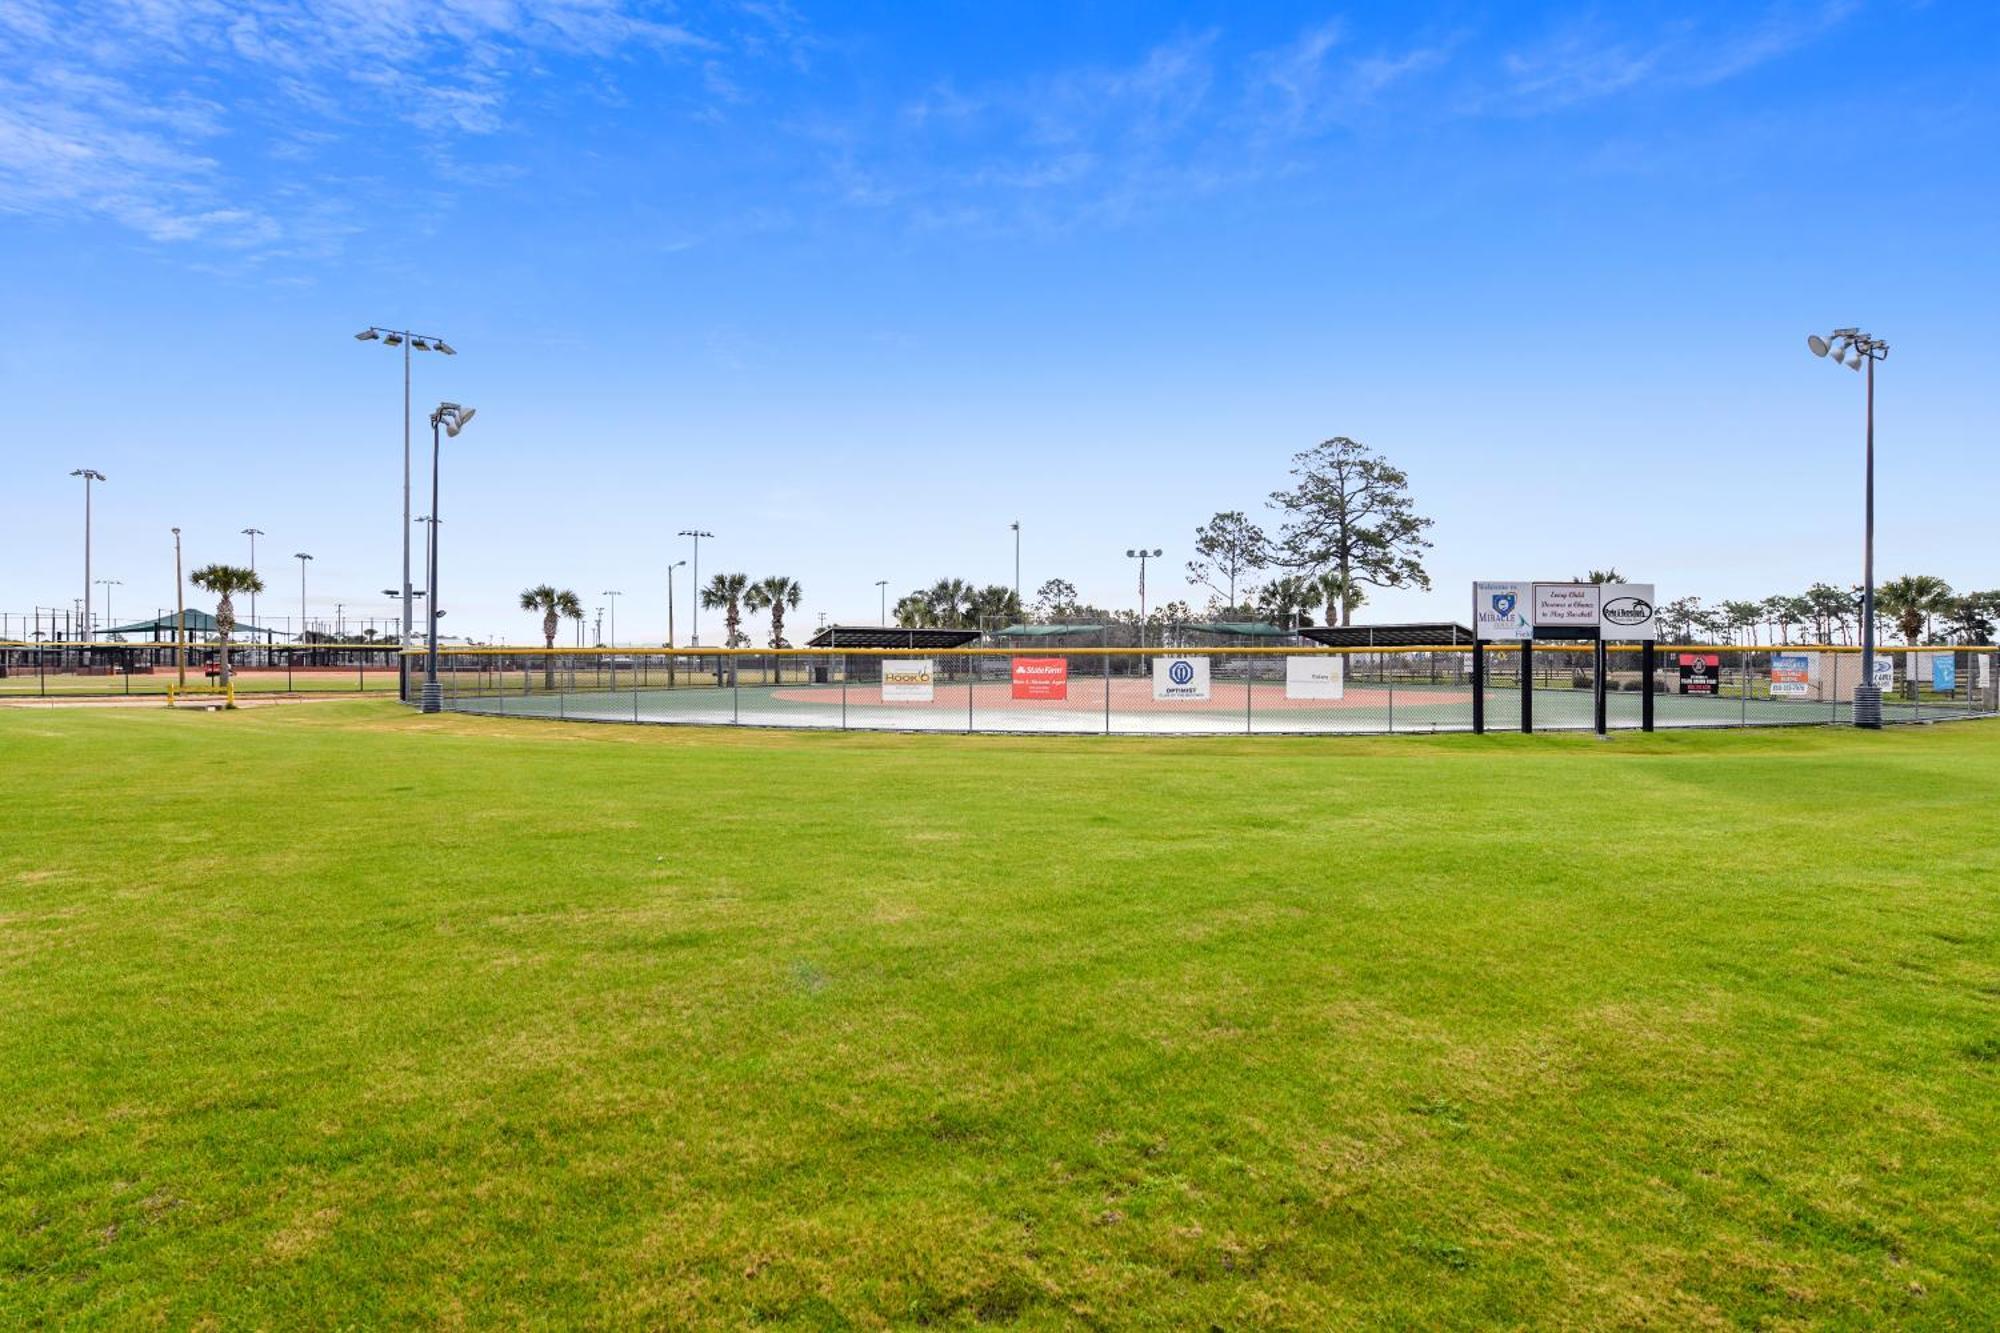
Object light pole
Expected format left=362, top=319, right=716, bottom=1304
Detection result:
left=70, top=469, right=105, bottom=643
left=1126, top=547, right=1162, bottom=647
left=1808, top=327, right=1889, bottom=728
left=875, top=579, right=888, bottom=626
left=1010, top=520, right=1021, bottom=617
left=294, top=553, right=313, bottom=658
left=95, top=579, right=122, bottom=637
left=355, top=327, right=457, bottom=680
left=678, top=529, right=712, bottom=645
left=241, top=527, right=264, bottom=660
left=603, top=590, right=621, bottom=648
left=667, top=559, right=687, bottom=645
left=172, top=527, right=187, bottom=687
left=421, top=402, right=477, bottom=712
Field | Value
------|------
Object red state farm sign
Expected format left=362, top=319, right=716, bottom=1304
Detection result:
left=1011, top=656, right=1068, bottom=701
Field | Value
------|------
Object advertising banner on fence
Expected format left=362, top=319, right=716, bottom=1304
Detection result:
left=881, top=659, right=935, bottom=703
left=1873, top=656, right=1896, bottom=691
left=1284, top=655, right=1345, bottom=700
left=1472, top=581, right=1532, bottom=641
left=1678, top=652, right=1720, bottom=695
left=1932, top=655, right=1957, bottom=693
left=1533, top=582, right=1601, bottom=631
left=1598, top=583, right=1658, bottom=640
left=1152, top=656, right=1211, bottom=701
left=1771, top=653, right=1811, bottom=698
left=1010, top=656, right=1068, bottom=701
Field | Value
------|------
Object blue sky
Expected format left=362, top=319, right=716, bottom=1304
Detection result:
left=3, top=1, right=1996, bottom=643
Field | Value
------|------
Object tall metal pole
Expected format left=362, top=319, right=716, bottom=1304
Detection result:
left=877, top=579, right=888, bottom=626
left=1011, top=521, right=1021, bottom=614
left=1861, top=352, right=1877, bottom=722
left=679, top=530, right=711, bottom=645
left=172, top=528, right=187, bottom=687
left=242, top=527, right=263, bottom=659
left=402, top=336, right=412, bottom=654
left=423, top=416, right=442, bottom=711
left=603, top=591, right=621, bottom=648
left=71, top=469, right=105, bottom=642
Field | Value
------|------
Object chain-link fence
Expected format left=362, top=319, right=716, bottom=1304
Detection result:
left=0, top=643, right=406, bottom=698
left=412, top=645, right=2000, bottom=734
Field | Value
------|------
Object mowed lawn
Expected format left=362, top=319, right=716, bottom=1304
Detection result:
left=3, top=705, right=1997, bottom=1328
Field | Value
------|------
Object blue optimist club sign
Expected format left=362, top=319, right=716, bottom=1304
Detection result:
left=1152, top=656, right=1211, bottom=701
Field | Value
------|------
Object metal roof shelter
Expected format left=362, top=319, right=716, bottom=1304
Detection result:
left=1299, top=622, right=1477, bottom=647
left=991, top=623, right=1106, bottom=638
left=805, top=625, right=983, bottom=650
left=100, top=611, right=280, bottom=641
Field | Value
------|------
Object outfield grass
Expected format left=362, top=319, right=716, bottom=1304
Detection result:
left=3, top=703, right=1997, bottom=1326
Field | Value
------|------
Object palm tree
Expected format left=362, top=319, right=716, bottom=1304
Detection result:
left=1876, top=574, right=1953, bottom=647
left=925, top=577, right=973, bottom=629
left=966, top=584, right=1022, bottom=634
left=744, top=575, right=804, bottom=648
left=894, top=594, right=935, bottom=628
left=1311, top=569, right=1366, bottom=627
left=188, top=563, right=263, bottom=691
left=701, top=572, right=751, bottom=647
left=1255, top=575, right=1318, bottom=630
left=520, top=584, right=583, bottom=687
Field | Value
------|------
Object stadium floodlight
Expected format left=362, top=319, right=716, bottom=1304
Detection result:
left=420, top=402, right=477, bottom=712
left=355, top=325, right=458, bottom=675
left=1126, top=546, right=1164, bottom=647
left=70, top=468, right=106, bottom=642
left=1807, top=326, right=1889, bottom=727
left=678, top=529, right=714, bottom=645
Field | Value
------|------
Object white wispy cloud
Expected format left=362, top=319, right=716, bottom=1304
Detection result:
left=1496, top=2, right=1859, bottom=111
left=0, top=0, right=738, bottom=255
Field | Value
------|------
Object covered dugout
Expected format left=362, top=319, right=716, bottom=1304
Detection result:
left=804, top=625, right=983, bottom=686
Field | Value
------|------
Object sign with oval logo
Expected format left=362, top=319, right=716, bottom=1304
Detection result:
left=1152, top=656, right=1211, bottom=701
left=1597, top=584, right=1657, bottom=640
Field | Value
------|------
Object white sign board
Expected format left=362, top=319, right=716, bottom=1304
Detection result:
left=881, top=659, right=935, bottom=703
left=1770, top=652, right=1812, bottom=698
left=1284, top=655, right=1345, bottom=700
left=1532, top=582, right=1600, bottom=629
left=1598, top=583, right=1657, bottom=640
left=1872, top=656, right=1896, bottom=691
left=1152, top=656, right=1211, bottom=701
left=1472, top=581, right=1532, bottom=641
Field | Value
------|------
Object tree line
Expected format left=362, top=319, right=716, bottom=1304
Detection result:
left=894, top=435, right=1435, bottom=632
left=1658, top=577, right=1998, bottom=647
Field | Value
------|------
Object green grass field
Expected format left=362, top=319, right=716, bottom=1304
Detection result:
left=4, top=703, right=1997, bottom=1326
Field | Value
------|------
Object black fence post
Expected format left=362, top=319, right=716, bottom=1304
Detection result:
left=1520, top=641, right=1533, bottom=733
left=1641, top=641, right=1656, bottom=732
left=1472, top=641, right=1486, bottom=734
left=1593, top=637, right=1608, bottom=736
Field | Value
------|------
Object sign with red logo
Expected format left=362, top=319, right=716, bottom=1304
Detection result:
left=1678, top=653, right=1720, bottom=696
left=1011, top=656, right=1068, bottom=701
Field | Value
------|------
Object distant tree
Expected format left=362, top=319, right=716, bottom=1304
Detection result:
left=967, top=584, right=1022, bottom=632
left=744, top=575, right=803, bottom=648
left=1255, top=574, right=1319, bottom=630
left=188, top=563, right=263, bottom=689
left=1941, top=592, right=1997, bottom=645
left=1804, top=583, right=1857, bottom=644
left=701, top=572, right=751, bottom=647
left=1658, top=596, right=1702, bottom=643
left=1033, top=578, right=1081, bottom=622
left=1185, top=511, right=1270, bottom=612
left=1720, top=600, right=1763, bottom=646
left=1268, top=436, right=1432, bottom=626
left=1577, top=568, right=1625, bottom=584
left=924, top=577, right=973, bottom=629
left=1311, top=570, right=1366, bottom=626
left=893, top=594, right=935, bottom=629
left=1876, top=574, right=1953, bottom=646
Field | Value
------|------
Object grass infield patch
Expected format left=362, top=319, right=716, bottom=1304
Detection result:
left=3, top=703, right=1997, bottom=1325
